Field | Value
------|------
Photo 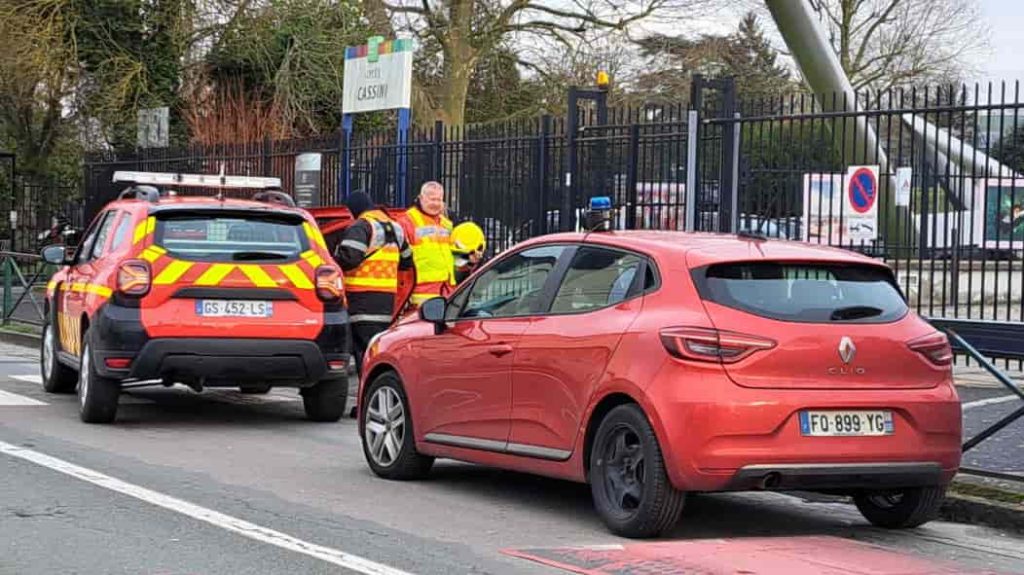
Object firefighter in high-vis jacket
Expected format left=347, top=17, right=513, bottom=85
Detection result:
left=334, top=191, right=413, bottom=376
left=398, top=181, right=457, bottom=308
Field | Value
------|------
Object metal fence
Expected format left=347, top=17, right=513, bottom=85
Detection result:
left=83, top=81, right=1024, bottom=325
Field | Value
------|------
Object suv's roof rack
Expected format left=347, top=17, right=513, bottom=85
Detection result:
left=117, top=184, right=162, bottom=203
left=111, top=170, right=282, bottom=190
left=253, top=190, right=296, bottom=207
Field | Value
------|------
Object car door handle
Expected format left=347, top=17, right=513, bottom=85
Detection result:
left=488, top=344, right=514, bottom=358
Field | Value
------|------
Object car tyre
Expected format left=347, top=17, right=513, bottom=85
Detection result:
left=78, top=330, right=120, bottom=424
left=589, top=404, right=685, bottom=538
left=360, top=371, right=433, bottom=480
left=41, top=321, right=76, bottom=393
left=853, top=486, right=947, bottom=529
left=301, top=376, right=348, bottom=422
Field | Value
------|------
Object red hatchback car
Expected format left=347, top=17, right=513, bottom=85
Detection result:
left=357, top=229, right=961, bottom=538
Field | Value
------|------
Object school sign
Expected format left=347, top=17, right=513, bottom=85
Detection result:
left=342, top=38, right=414, bottom=114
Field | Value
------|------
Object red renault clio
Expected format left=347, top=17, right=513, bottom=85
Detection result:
left=356, top=214, right=960, bottom=538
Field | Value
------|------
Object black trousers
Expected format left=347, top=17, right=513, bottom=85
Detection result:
left=351, top=321, right=390, bottom=378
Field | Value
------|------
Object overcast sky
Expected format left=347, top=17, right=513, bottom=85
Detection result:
left=977, top=0, right=1024, bottom=84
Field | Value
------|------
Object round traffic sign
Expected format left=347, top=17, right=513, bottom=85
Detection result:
left=848, top=168, right=877, bottom=214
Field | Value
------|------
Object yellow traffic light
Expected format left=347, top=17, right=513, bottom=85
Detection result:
left=596, top=71, right=610, bottom=90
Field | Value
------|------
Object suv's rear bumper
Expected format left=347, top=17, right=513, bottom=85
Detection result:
left=91, top=302, right=351, bottom=385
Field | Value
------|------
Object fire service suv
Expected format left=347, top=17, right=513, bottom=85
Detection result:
left=39, top=171, right=351, bottom=424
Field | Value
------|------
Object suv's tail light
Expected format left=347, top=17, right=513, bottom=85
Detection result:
left=660, top=327, right=776, bottom=364
left=908, top=332, right=953, bottom=366
left=117, top=260, right=151, bottom=296
left=316, top=265, right=343, bottom=302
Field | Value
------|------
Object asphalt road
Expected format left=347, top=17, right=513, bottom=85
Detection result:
left=1, top=342, right=1023, bottom=575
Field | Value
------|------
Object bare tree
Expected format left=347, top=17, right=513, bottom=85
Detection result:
left=363, top=0, right=712, bottom=126
left=811, top=0, right=987, bottom=91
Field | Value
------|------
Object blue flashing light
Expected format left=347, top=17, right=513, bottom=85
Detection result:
left=589, top=196, right=612, bottom=210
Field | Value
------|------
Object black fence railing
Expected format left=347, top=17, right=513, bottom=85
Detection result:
left=82, top=82, right=1024, bottom=327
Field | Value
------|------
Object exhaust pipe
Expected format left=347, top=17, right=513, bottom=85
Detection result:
left=760, top=472, right=782, bottom=490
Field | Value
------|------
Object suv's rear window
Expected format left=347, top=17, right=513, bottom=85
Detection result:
left=696, top=262, right=908, bottom=323
left=155, top=212, right=309, bottom=262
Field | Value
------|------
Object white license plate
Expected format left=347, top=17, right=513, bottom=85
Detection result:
left=799, top=410, right=894, bottom=437
left=195, top=300, right=273, bottom=318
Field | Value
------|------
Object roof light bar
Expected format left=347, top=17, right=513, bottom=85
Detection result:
left=112, top=170, right=282, bottom=190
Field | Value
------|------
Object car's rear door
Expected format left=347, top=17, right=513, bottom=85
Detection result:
left=509, top=245, right=649, bottom=457
left=415, top=245, right=568, bottom=448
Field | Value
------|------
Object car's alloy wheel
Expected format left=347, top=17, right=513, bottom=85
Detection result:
left=40, top=322, right=76, bottom=393
left=365, top=386, right=405, bottom=467
left=77, top=334, right=120, bottom=424
left=598, top=424, right=646, bottom=514
left=590, top=404, right=685, bottom=538
left=360, top=371, right=433, bottom=480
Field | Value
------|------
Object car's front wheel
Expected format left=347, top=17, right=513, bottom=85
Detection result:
left=853, top=486, right=947, bottom=529
left=589, top=404, right=685, bottom=538
left=360, top=371, right=433, bottom=480
left=78, top=330, right=120, bottom=424
left=41, top=321, right=76, bottom=393
left=301, top=376, right=348, bottom=422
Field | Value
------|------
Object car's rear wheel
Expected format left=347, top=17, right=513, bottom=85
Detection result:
left=853, top=486, right=946, bottom=529
left=78, top=331, right=120, bottom=424
left=589, top=404, right=685, bottom=538
left=301, top=376, right=348, bottom=422
left=41, top=321, right=76, bottom=393
left=360, top=371, right=433, bottom=480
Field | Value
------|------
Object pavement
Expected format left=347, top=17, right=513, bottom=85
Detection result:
left=1, top=340, right=1023, bottom=574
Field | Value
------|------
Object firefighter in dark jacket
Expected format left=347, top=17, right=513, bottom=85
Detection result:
left=334, top=191, right=413, bottom=377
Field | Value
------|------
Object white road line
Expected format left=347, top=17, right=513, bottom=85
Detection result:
left=0, top=440, right=413, bottom=575
left=0, top=390, right=47, bottom=406
left=11, top=374, right=42, bottom=385
left=962, top=395, right=1022, bottom=411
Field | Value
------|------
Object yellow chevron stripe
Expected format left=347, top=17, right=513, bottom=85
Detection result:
left=278, top=264, right=314, bottom=289
left=344, top=277, right=399, bottom=288
left=133, top=216, right=156, bottom=245
left=238, top=264, right=277, bottom=288
left=194, top=264, right=235, bottom=286
left=301, top=250, right=324, bottom=268
left=153, top=260, right=194, bottom=285
left=140, top=247, right=164, bottom=264
left=303, top=222, right=327, bottom=250
left=64, top=282, right=113, bottom=298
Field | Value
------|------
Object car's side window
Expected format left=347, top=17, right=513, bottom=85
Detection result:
left=73, top=211, right=110, bottom=265
left=549, top=247, right=645, bottom=314
left=460, top=245, right=566, bottom=319
left=89, top=211, right=118, bottom=260
left=109, top=212, right=133, bottom=252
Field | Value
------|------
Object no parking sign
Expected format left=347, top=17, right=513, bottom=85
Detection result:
left=845, top=165, right=879, bottom=241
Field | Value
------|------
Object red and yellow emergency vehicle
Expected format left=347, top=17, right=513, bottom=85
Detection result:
left=40, top=171, right=351, bottom=424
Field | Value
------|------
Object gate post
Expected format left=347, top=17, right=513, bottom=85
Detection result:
left=536, top=115, right=552, bottom=236
left=565, top=87, right=580, bottom=232
left=626, top=124, right=640, bottom=229
left=718, top=77, right=738, bottom=233
left=685, top=109, right=699, bottom=231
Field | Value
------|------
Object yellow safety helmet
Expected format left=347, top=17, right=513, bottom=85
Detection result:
left=451, top=221, right=486, bottom=256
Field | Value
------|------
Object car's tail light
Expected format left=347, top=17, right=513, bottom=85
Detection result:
left=316, top=265, right=343, bottom=302
left=660, top=327, right=776, bottom=364
left=117, top=260, right=151, bottom=296
left=908, top=332, right=953, bottom=366
left=328, top=359, right=348, bottom=371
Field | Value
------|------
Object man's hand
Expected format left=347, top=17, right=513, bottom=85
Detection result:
left=468, top=250, right=482, bottom=264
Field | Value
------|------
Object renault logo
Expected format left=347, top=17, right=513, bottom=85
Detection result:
left=838, top=337, right=857, bottom=364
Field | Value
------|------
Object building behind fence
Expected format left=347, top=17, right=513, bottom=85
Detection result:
left=82, top=81, right=1024, bottom=323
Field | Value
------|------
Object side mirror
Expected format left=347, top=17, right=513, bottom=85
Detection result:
left=41, top=245, right=67, bottom=265
left=418, top=297, right=447, bottom=333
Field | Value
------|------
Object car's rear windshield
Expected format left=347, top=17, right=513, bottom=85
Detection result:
left=695, top=262, right=908, bottom=323
left=154, top=212, right=309, bottom=262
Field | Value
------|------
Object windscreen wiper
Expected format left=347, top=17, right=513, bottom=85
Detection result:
left=830, top=305, right=884, bottom=321
left=231, top=251, right=290, bottom=261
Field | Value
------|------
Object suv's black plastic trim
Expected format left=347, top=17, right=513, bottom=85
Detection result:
left=171, top=287, right=298, bottom=301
